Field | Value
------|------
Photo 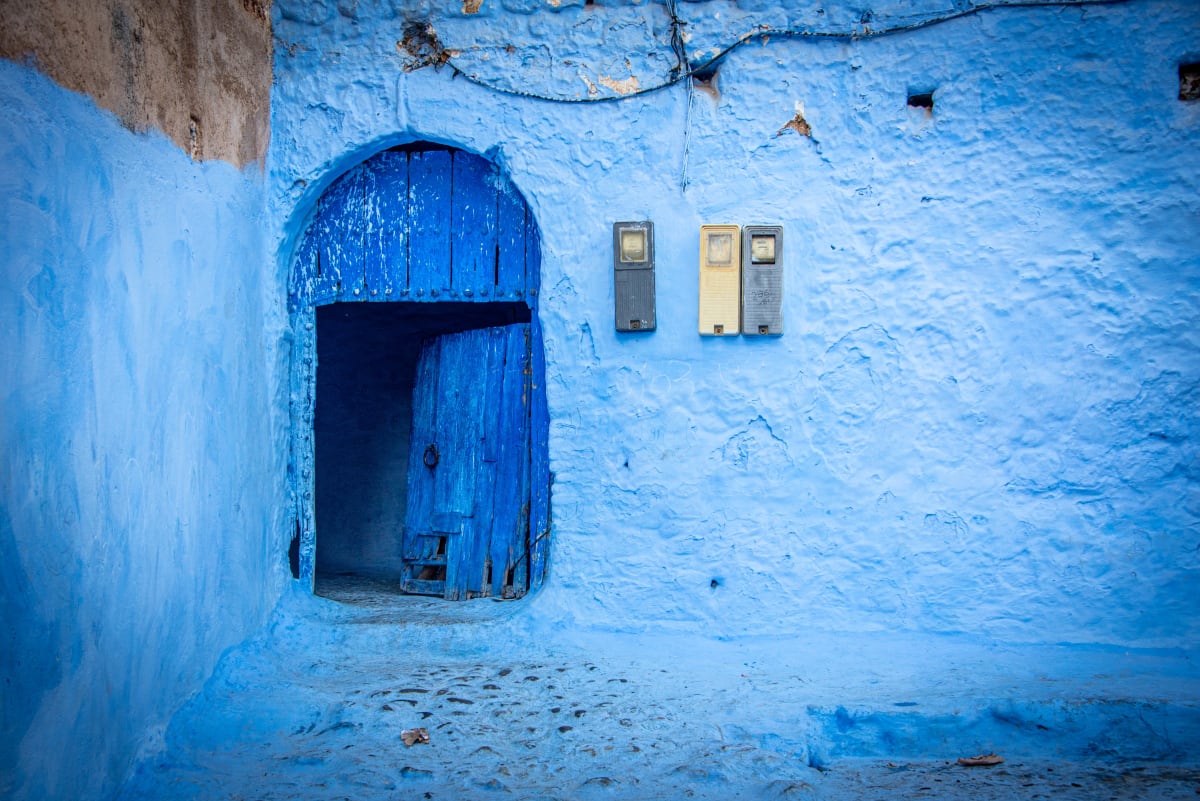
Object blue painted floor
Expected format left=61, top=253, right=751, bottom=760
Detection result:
left=119, top=580, right=1200, bottom=800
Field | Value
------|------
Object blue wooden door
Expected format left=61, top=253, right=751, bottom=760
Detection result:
left=290, top=145, right=550, bottom=596
left=402, top=323, right=531, bottom=599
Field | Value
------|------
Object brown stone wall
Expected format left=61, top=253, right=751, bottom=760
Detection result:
left=0, top=0, right=271, bottom=167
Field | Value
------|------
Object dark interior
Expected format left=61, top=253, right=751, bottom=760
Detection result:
left=314, top=301, right=531, bottom=588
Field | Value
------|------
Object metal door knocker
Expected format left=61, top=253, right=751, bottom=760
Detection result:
left=423, top=444, right=440, bottom=469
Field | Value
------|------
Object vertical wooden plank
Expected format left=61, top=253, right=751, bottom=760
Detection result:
left=451, top=152, right=499, bottom=299
left=480, top=326, right=505, bottom=466
left=315, top=165, right=366, bottom=301
left=408, top=150, right=453, bottom=299
left=363, top=150, right=409, bottom=300
left=436, top=328, right=486, bottom=599
left=472, top=328, right=506, bottom=596
left=528, top=314, right=551, bottom=589
left=495, top=183, right=528, bottom=301
left=490, top=324, right=532, bottom=597
left=402, top=336, right=442, bottom=584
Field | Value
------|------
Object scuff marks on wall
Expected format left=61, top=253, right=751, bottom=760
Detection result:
left=719, top=416, right=792, bottom=472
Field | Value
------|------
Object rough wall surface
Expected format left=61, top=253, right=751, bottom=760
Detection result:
left=273, top=0, right=1199, bottom=649
left=0, top=63, right=283, bottom=800
left=0, top=0, right=271, bottom=167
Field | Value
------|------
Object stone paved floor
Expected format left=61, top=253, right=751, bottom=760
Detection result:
left=118, top=579, right=1200, bottom=800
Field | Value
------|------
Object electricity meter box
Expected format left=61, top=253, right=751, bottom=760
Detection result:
left=741, top=225, right=783, bottom=336
left=612, top=221, right=656, bottom=332
left=698, top=224, right=741, bottom=336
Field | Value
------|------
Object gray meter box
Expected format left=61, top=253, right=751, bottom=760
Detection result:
left=741, top=225, right=783, bottom=336
left=613, top=221, right=656, bottom=332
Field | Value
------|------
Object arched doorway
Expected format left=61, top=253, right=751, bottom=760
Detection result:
left=288, top=143, right=550, bottom=600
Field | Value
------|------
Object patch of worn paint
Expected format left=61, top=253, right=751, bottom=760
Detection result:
left=598, top=73, right=640, bottom=95
left=778, top=102, right=811, bottom=136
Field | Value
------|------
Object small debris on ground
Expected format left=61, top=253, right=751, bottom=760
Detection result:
left=401, top=727, right=430, bottom=746
left=958, top=753, right=1005, bottom=767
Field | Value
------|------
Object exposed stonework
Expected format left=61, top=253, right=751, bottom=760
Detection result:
left=0, top=0, right=271, bottom=167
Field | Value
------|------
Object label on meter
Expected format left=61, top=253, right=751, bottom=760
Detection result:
left=698, top=224, right=741, bottom=336
left=741, top=225, right=783, bottom=336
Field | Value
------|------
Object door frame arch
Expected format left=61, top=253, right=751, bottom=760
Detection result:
left=285, top=142, right=550, bottom=597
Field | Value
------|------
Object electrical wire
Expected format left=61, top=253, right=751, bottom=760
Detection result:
left=424, top=0, right=1132, bottom=104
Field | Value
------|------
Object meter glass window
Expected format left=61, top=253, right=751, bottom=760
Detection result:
left=707, top=232, right=734, bottom=267
left=619, top=229, right=647, bottom=263
left=751, top=235, right=776, bottom=264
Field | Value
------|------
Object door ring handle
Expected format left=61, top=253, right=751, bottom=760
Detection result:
left=423, top=444, right=439, bottom=469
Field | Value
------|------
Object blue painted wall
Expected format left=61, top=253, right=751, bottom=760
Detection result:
left=0, top=63, right=285, bottom=800
left=5, top=1, right=1196, bottom=797
left=274, top=0, right=1199, bottom=647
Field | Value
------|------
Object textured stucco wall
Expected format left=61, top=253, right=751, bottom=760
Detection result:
left=0, top=0, right=271, bottom=167
left=273, top=0, right=1200, bottom=650
left=0, top=63, right=284, bottom=800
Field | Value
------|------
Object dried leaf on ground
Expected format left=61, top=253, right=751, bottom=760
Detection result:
left=958, top=754, right=1005, bottom=767
left=401, top=727, right=430, bottom=746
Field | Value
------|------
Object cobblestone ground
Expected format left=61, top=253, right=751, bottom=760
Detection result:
left=119, top=581, right=1200, bottom=801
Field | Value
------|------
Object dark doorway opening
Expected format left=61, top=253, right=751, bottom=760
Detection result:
left=314, top=301, right=530, bottom=588
left=291, top=143, right=550, bottom=601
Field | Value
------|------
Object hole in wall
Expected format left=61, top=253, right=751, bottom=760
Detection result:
left=907, top=91, right=934, bottom=113
left=398, top=22, right=454, bottom=72
left=1180, top=63, right=1200, bottom=101
left=691, top=63, right=720, bottom=101
left=289, top=520, right=301, bottom=579
left=188, top=114, right=202, bottom=161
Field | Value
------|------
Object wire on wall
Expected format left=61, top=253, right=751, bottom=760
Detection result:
left=416, top=0, right=1131, bottom=104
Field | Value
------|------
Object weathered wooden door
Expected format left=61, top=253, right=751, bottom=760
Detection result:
left=402, top=323, right=531, bottom=599
left=290, top=144, right=551, bottom=597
